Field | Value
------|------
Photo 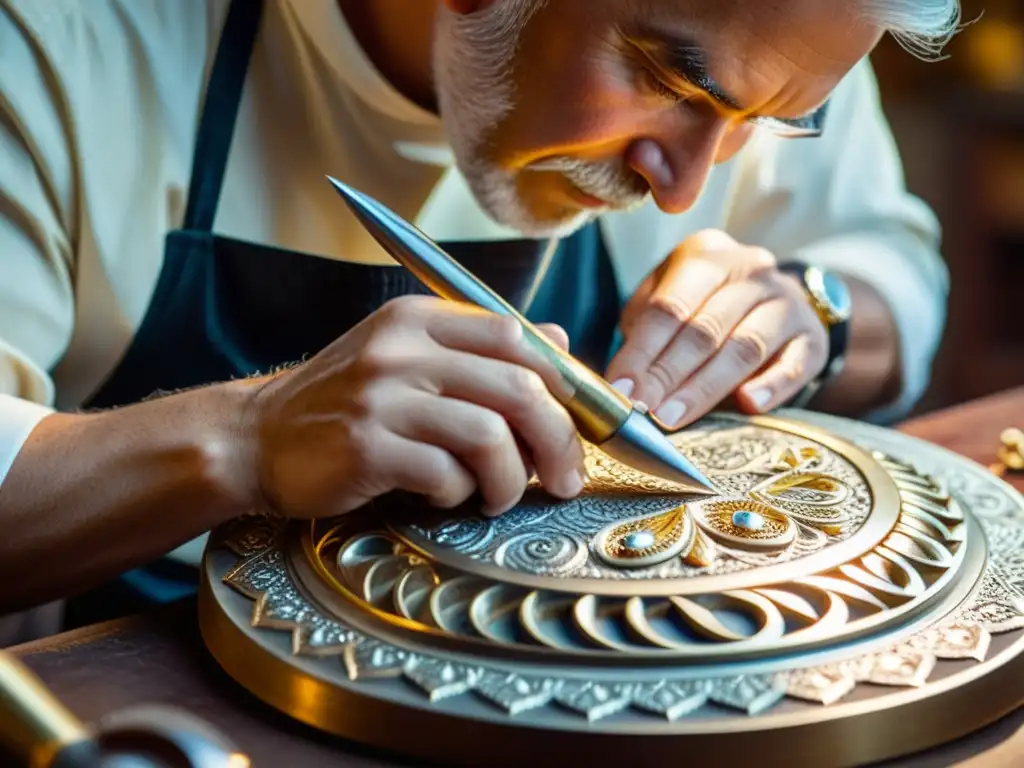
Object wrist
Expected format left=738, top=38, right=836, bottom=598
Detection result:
left=777, top=262, right=852, bottom=405
left=180, top=378, right=268, bottom=523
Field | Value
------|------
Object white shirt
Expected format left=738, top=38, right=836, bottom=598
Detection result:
left=0, top=0, right=948, bottom=493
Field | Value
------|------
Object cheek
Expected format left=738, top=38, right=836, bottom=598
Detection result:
left=715, top=124, right=755, bottom=163
left=501, top=46, right=658, bottom=164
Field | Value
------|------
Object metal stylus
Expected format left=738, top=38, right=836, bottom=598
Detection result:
left=327, top=176, right=716, bottom=494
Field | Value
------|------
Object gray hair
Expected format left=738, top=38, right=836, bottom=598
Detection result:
left=859, top=0, right=963, bottom=60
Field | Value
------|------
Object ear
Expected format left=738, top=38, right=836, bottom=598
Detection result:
left=441, top=0, right=488, bottom=14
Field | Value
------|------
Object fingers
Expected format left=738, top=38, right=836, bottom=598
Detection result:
left=417, top=301, right=571, bottom=394
left=651, top=299, right=811, bottom=428
left=366, top=431, right=478, bottom=511
left=390, top=391, right=530, bottom=515
left=607, top=230, right=770, bottom=399
left=630, top=280, right=774, bottom=408
left=737, top=334, right=827, bottom=413
left=536, top=322, right=570, bottom=351
left=433, top=353, right=585, bottom=498
left=388, top=392, right=582, bottom=516
left=395, top=353, right=586, bottom=508
left=607, top=256, right=727, bottom=395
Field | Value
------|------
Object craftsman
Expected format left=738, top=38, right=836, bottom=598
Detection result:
left=0, top=0, right=954, bottom=638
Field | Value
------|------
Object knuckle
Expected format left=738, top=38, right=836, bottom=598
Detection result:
left=380, top=294, right=432, bottom=324
left=510, top=368, right=548, bottom=410
left=487, top=313, right=524, bottom=348
left=344, top=382, right=376, bottom=419
left=686, top=228, right=736, bottom=252
left=781, top=362, right=808, bottom=387
left=356, top=338, right=411, bottom=376
left=424, top=469, right=473, bottom=510
left=422, top=453, right=460, bottom=494
left=649, top=293, right=694, bottom=324
left=646, top=360, right=681, bottom=396
left=470, top=411, right=512, bottom=454
left=730, top=331, right=768, bottom=368
left=746, top=246, right=777, bottom=268
left=686, top=314, right=725, bottom=355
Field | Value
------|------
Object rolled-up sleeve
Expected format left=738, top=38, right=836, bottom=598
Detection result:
left=0, top=3, right=77, bottom=486
left=725, top=60, right=949, bottom=423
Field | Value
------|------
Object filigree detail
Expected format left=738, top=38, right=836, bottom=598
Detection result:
left=631, top=680, right=712, bottom=720
left=493, top=531, right=587, bottom=575
left=403, top=659, right=483, bottom=702
left=907, top=623, right=991, bottom=662
left=343, top=639, right=410, bottom=681
left=853, top=648, right=936, bottom=688
left=707, top=675, right=788, bottom=715
left=593, top=505, right=694, bottom=568
left=695, top=498, right=796, bottom=551
left=554, top=681, right=634, bottom=722
left=310, top=445, right=963, bottom=659
left=956, top=527, right=1024, bottom=632
left=209, top=408, right=1024, bottom=728
left=474, top=673, right=556, bottom=716
left=399, top=423, right=875, bottom=581
left=221, top=515, right=282, bottom=558
left=785, top=665, right=857, bottom=706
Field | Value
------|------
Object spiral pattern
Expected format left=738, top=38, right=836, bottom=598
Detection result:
left=428, top=518, right=495, bottom=555
left=494, top=532, right=588, bottom=576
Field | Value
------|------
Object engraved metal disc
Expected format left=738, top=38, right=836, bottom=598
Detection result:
left=198, top=412, right=1024, bottom=766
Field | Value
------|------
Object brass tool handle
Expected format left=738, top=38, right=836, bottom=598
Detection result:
left=0, top=650, right=92, bottom=768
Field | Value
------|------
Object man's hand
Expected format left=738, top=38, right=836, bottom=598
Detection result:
left=250, top=295, right=586, bottom=520
left=606, top=230, right=828, bottom=428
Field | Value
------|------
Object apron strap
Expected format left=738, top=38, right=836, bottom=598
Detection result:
left=182, top=0, right=265, bottom=232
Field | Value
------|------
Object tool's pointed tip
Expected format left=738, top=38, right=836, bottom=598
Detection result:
left=326, top=176, right=380, bottom=223
left=325, top=175, right=350, bottom=196
left=687, top=483, right=719, bottom=496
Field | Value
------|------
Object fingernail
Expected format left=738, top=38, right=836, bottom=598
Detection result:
left=654, top=400, right=687, bottom=427
left=563, top=468, right=585, bottom=497
left=749, top=388, right=772, bottom=410
left=611, top=378, right=635, bottom=398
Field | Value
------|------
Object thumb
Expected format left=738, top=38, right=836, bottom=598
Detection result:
left=683, top=228, right=741, bottom=254
left=536, top=322, right=570, bottom=351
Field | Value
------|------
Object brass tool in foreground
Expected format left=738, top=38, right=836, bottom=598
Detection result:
left=326, top=176, right=715, bottom=493
left=0, top=649, right=249, bottom=767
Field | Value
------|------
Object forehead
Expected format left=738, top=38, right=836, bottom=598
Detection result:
left=608, top=0, right=882, bottom=111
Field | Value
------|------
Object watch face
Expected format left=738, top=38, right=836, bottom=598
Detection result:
left=820, top=270, right=852, bottom=320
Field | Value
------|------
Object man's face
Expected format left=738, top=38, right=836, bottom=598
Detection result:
left=432, top=0, right=883, bottom=238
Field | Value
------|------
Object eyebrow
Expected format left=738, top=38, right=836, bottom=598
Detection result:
left=624, top=28, right=829, bottom=126
left=625, top=29, right=744, bottom=111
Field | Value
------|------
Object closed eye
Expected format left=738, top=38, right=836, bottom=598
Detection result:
left=641, top=66, right=696, bottom=104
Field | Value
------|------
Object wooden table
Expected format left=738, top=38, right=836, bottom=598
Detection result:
left=9, top=388, right=1024, bottom=767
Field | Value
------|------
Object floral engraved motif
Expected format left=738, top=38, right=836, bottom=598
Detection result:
left=593, top=444, right=855, bottom=570
left=396, top=423, right=876, bottom=581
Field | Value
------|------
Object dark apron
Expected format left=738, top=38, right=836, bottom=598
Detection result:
left=63, top=0, right=622, bottom=626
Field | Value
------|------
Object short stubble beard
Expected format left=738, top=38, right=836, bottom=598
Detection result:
left=432, top=0, right=648, bottom=239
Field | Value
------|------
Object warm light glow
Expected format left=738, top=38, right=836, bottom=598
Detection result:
left=966, top=19, right=1024, bottom=90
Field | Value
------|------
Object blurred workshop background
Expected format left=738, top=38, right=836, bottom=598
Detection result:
left=872, top=0, right=1024, bottom=415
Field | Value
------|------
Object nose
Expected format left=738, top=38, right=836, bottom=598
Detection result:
left=625, top=115, right=732, bottom=215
